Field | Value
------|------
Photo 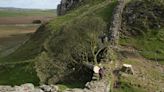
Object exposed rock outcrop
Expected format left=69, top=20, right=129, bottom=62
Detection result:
left=57, top=0, right=83, bottom=15
left=122, top=0, right=164, bottom=36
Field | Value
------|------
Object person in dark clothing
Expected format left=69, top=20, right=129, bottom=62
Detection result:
left=99, top=67, right=105, bottom=80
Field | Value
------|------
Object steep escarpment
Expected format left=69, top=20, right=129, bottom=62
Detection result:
left=57, top=0, right=106, bottom=15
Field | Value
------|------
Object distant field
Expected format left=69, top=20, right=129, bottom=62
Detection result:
left=0, top=16, right=55, bottom=25
left=0, top=9, right=56, bottom=17
left=0, top=24, right=40, bottom=85
left=0, top=8, right=56, bottom=24
left=0, top=25, right=39, bottom=57
left=0, top=8, right=56, bottom=57
left=0, top=20, right=40, bottom=85
left=0, top=8, right=56, bottom=85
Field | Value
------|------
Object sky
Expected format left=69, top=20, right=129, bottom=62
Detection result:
left=0, top=0, right=61, bottom=9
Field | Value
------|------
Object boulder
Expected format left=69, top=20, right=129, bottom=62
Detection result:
left=14, top=83, right=35, bottom=92
left=40, top=84, right=51, bottom=92
left=40, top=84, right=59, bottom=92
left=0, top=86, right=15, bottom=92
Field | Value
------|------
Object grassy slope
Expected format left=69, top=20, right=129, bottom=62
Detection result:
left=0, top=61, right=39, bottom=86
left=0, top=25, right=38, bottom=55
left=0, top=0, right=117, bottom=86
left=120, top=28, right=164, bottom=64
left=39, top=0, right=164, bottom=91
left=117, top=0, right=164, bottom=91
left=0, top=0, right=163, bottom=92
left=120, top=0, right=164, bottom=65
left=0, top=9, right=53, bottom=85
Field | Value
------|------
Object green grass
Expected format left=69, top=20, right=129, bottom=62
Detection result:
left=113, top=81, right=145, bottom=92
left=0, top=61, right=39, bottom=86
left=0, top=0, right=120, bottom=87
left=0, top=9, right=56, bottom=17
left=0, top=24, right=51, bottom=63
left=120, top=28, right=164, bottom=64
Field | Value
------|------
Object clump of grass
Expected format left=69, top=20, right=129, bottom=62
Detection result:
left=113, top=81, right=145, bottom=92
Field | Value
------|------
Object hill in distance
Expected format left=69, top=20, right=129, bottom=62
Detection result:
left=0, top=7, right=56, bottom=17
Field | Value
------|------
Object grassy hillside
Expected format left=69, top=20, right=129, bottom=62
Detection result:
left=0, top=0, right=163, bottom=92
left=120, top=0, right=164, bottom=64
left=0, top=0, right=117, bottom=86
left=117, top=1, right=164, bottom=91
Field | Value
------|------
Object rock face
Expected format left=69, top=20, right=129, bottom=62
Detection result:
left=57, top=0, right=83, bottom=15
left=0, top=83, right=58, bottom=92
left=122, top=0, right=164, bottom=36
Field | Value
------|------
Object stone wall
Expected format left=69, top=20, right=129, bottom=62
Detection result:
left=0, top=83, right=58, bottom=92
left=64, top=80, right=111, bottom=92
left=109, top=0, right=127, bottom=46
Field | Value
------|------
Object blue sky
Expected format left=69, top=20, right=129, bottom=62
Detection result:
left=0, top=0, right=61, bottom=9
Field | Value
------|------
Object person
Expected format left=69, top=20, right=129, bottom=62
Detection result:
left=99, top=67, right=105, bottom=80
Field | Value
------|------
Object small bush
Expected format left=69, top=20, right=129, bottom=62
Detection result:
left=32, top=20, right=42, bottom=24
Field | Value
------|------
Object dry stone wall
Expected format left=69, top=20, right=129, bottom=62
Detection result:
left=0, top=83, right=58, bottom=92
left=109, top=0, right=127, bottom=46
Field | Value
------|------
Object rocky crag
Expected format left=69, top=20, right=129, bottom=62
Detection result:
left=57, top=0, right=83, bottom=15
